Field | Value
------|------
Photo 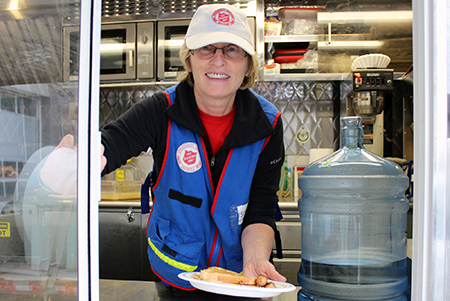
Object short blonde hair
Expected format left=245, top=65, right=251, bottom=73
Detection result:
left=178, top=43, right=258, bottom=90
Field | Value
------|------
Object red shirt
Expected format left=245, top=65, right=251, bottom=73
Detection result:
left=198, top=106, right=236, bottom=155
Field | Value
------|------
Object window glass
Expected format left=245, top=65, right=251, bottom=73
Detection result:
left=0, top=1, right=81, bottom=299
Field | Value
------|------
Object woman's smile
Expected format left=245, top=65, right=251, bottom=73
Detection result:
left=205, top=72, right=230, bottom=79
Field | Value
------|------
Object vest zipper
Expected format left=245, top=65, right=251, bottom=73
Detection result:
left=210, top=155, right=216, bottom=167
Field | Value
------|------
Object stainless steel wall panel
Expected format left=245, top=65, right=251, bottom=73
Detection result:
left=255, top=81, right=339, bottom=155
left=100, top=84, right=170, bottom=128
left=100, top=81, right=340, bottom=154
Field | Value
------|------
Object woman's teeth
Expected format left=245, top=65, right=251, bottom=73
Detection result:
left=206, top=73, right=229, bottom=79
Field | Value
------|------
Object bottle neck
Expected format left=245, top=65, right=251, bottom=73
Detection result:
left=341, top=118, right=364, bottom=148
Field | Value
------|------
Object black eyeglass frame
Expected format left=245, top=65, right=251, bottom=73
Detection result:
left=189, top=44, right=248, bottom=60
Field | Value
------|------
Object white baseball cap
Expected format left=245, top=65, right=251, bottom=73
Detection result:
left=184, top=4, right=255, bottom=56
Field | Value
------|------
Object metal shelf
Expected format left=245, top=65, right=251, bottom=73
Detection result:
left=100, top=81, right=177, bottom=88
left=262, top=73, right=348, bottom=82
left=264, top=35, right=319, bottom=43
left=0, top=178, right=18, bottom=183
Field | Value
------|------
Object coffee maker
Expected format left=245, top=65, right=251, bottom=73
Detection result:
left=342, top=55, right=394, bottom=156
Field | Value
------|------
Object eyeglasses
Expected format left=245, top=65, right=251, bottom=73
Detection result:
left=191, top=44, right=248, bottom=61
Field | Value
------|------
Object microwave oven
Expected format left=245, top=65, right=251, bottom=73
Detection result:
left=157, top=18, right=255, bottom=81
left=64, top=22, right=154, bottom=82
left=157, top=20, right=190, bottom=80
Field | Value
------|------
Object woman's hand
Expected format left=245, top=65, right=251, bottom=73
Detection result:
left=242, top=258, right=286, bottom=283
left=241, top=223, right=286, bottom=282
left=40, top=134, right=108, bottom=195
left=40, top=134, right=77, bottom=195
left=100, top=144, right=107, bottom=172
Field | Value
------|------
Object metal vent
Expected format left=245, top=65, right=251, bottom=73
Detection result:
left=101, top=0, right=253, bottom=19
left=102, top=0, right=160, bottom=19
left=160, top=0, right=251, bottom=15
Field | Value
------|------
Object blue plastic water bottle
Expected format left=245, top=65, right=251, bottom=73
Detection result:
left=297, top=116, right=409, bottom=301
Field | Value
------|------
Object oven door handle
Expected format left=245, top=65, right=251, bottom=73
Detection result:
left=128, top=49, right=134, bottom=68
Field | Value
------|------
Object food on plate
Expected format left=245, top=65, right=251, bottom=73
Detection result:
left=199, top=267, right=256, bottom=285
left=196, top=267, right=275, bottom=288
left=256, top=275, right=268, bottom=287
left=264, top=282, right=276, bottom=288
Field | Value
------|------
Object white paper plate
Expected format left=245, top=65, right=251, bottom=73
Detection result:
left=178, top=272, right=296, bottom=298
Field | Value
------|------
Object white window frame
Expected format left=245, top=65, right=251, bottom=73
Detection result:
left=78, top=0, right=101, bottom=299
left=412, top=0, right=449, bottom=300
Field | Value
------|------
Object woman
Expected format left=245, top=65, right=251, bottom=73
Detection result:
left=75, top=3, right=286, bottom=290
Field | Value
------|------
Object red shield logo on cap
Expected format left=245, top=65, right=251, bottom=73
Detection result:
left=211, top=8, right=235, bottom=26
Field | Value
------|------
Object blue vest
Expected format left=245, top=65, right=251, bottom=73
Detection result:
left=145, top=85, right=279, bottom=289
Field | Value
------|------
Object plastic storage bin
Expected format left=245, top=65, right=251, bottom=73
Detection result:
left=101, top=180, right=141, bottom=200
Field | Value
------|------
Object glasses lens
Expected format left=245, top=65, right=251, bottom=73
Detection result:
left=197, top=45, right=215, bottom=58
left=223, top=45, right=246, bottom=60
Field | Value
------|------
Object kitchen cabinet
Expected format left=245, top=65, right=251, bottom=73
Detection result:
left=272, top=201, right=302, bottom=285
left=99, top=201, right=157, bottom=281
left=98, top=200, right=304, bottom=285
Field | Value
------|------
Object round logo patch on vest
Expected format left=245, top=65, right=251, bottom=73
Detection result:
left=211, top=8, right=235, bottom=26
left=176, top=142, right=202, bottom=173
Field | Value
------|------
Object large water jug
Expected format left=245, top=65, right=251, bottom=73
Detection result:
left=297, top=117, right=409, bottom=301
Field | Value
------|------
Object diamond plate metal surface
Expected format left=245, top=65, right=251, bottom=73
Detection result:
left=100, top=81, right=340, bottom=155
left=255, top=81, right=339, bottom=155
left=100, top=85, right=170, bottom=129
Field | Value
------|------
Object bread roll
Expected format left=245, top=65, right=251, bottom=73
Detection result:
left=199, top=267, right=257, bottom=285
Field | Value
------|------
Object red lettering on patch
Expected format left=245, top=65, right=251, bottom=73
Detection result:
left=183, top=150, right=197, bottom=165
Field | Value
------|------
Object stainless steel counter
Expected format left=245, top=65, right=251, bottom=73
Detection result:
left=0, top=279, right=300, bottom=300
left=100, top=280, right=301, bottom=301
left=97, top=200, right=303, bottom=284
left=98, top=200, right=300, bottom=210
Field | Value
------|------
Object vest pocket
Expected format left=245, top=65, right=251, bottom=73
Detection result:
left=169, top=189, right=203, bottom=208
left=149, top=216, right=204, bottom=270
